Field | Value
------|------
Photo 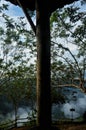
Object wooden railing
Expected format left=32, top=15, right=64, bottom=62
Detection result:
left=0, top=117, right=36, bottom=130
left=0, top=120, right=15, bottom=130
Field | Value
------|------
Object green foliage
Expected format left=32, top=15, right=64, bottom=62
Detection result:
left=0, top=2, right=37, bottom=123
left=51, top=88, right=65, bottom=104
left=51, top=3, right=86, bottom=94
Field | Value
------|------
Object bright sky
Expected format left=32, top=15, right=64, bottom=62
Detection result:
left=0, top=0, right=86, bottom=54
left=1, top=0, right=24, bottom=16
left=1, top=0, right=86, bottom=58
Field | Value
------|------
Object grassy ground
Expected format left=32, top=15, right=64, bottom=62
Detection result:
left=11, top=123, right=86, bottom=130
left=57, top=124, right=86, bottom=130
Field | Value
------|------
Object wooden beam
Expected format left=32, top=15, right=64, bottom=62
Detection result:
left=5, top=0, right=79, bottom=13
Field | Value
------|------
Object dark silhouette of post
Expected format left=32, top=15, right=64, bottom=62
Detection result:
left=70, top=108, right=75, bottom=122
left=36, top=1, right=51, bottom=129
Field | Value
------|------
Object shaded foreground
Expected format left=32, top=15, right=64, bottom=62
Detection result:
left=11, top=123, right=86, bottom=130
left=11, top=126, right=59, bottom=130
left=58, top=123, right=86, bottom=130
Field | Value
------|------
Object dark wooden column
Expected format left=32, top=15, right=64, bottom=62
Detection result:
left=36, top=0, right=51, bottom=129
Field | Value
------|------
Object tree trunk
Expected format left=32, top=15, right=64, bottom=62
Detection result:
left=36, top=0, right=51, bottom=129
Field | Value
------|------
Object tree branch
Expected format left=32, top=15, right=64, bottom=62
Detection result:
left=54, top=83, right=86, bottom=93
left=56, top=54, right=77, bottom=73
left=58, top=14, right=86, bottom=45
left=17, top=0, right=36, bottom=35
left=51, top=40, right=82, bottom=77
